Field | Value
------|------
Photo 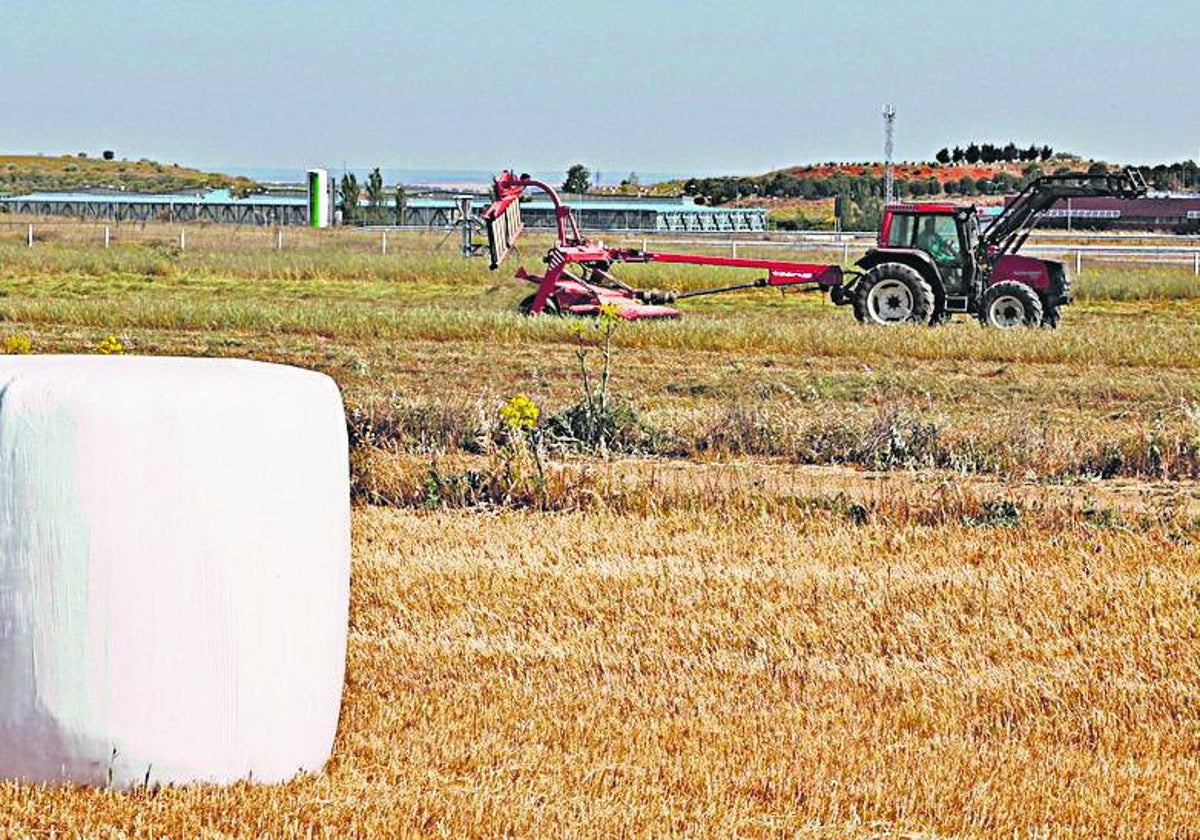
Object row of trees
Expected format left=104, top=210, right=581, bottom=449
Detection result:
left=685, top=168, right=1052, bottom=231
left=335, top=162, right=609, bottom=224
left=934, top=143, right=1054, bottom=165
left=1135, top=160, right=1200, bottom=192
left=337, top=167, right=407, bottom=225
left=684, top=168, right=1030, bottom=205
left=684, top=153, right=1096, bottom=207
left=560, top=164, right=642, bottom=194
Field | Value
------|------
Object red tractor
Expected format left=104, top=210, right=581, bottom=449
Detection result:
left=483, top=168, right=1147, bottom=328
left=846, top=169, right=1147, bottom=328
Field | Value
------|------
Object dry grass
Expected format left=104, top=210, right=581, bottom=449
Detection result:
left=1, top=229, right=1199, bottom=837
left=1, top=502, right=1196, bottom=839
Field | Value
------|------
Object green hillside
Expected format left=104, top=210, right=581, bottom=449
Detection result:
left=0, top=154, right=260, bottom=196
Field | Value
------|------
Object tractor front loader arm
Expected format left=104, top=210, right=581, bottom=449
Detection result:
left=984, top=168, right=1148, bottom=258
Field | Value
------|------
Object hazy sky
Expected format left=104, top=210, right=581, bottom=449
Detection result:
left=1, top=0, right=1196, bottom=175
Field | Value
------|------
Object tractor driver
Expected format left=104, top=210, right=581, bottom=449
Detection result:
left=916, top=218, right=959, bottom=264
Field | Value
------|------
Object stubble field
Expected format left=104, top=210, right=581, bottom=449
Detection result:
left=0, top=226, right=1196, bottom=838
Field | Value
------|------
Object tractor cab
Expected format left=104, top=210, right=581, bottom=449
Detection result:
left=877, top=203, right=981, bottom=298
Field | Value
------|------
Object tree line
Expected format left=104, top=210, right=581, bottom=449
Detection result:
left=934, top=143, right=1054, bottom=165
left=1134, top=161, right=1200, bottom=192
left=337, top=167, right=407, bottom=225
left=683, top=168, right=1048, bottom=230
left=683, top=169, right=1031, bottom=204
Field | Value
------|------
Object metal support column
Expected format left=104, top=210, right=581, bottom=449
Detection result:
left=456, top=195, right=473, bottom=257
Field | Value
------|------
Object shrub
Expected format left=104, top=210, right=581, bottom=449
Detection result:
left=2, top=334, right=33, bottom=354
left=546, top=306, right=651, bottom=454
left=500, top=394, right=540, bottom=431
left=96, top=335, right=125, bottom=355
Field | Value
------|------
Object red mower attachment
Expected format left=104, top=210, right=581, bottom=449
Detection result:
left=482, top=171, right=845, bottom=319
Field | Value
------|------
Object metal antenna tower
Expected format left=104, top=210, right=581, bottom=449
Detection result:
left=882, top=105, right=896, bottom=204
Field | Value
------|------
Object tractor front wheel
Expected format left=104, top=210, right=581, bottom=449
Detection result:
left=979, top=281, right=1043, bottom=329
left=853, top=263, right=935, bottom=326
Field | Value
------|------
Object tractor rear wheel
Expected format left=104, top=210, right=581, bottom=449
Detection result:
left=852, top=263, right=935, bottom=326
left=978, top=281, right=1043, bottom=329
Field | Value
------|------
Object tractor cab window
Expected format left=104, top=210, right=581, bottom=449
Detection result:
left=916, top=215, right=961, bottom=265
left=886, top=213, right=916, bottom=248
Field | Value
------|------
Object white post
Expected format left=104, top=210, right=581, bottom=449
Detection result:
left=382, top=230, right=387, bottom=254
left=27, top=224, right=33, bottom=247
left=104, top=226, right=110, bottom=248
left=277, top=228, right=283, bottom=251
left=1195, top=251, right=1199, bottom=276
left=180, top=229, right=186, bottom=250
left=1076, top=249, right=1082, bottom=274
left=642, top=238, right=647, bottom=252
left=843, top=242, right=849, bottom=263
left=731, top=241, right=737, bottom=258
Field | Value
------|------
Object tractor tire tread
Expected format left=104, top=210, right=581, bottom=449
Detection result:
left=852, top=263, right=935, bottom=326
left=978, top=280, right=1043, bottom=328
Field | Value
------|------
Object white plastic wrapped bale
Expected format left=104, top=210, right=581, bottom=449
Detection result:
left=0, top=356, right=350, bottom=787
